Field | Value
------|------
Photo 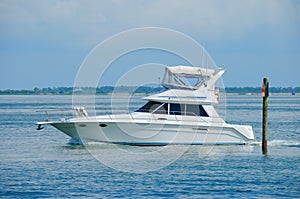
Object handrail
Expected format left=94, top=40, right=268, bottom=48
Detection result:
left=104, top=108, right=113, bottom=120
left=36, top=107, right=220, bottom=126
left=129, top=112, right=134, bottom=120
left=36, top=109, right=72, bottom=122
left=169, top=111, right=210, bottom=124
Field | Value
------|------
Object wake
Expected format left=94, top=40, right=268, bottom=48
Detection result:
left=251, top=140, right=300, bottom=147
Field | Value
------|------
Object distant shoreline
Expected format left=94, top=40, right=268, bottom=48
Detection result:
left=0, top=86, right=299, bottom=95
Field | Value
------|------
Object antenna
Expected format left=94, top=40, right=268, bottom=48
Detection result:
left=201, top=44, right=208, bottom=81
left=201, top=45, right=204, bottom=68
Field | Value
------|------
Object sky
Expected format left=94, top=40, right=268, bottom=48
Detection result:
left=0, top=0, right=299, bottom=89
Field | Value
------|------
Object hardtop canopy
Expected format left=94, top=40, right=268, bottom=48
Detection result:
left=162, top=66, right=216, bottom=89
left=166, top=66, right=215, bottom=77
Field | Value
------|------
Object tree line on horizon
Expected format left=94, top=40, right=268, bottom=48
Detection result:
left=0, top=86, right=299, bottom=95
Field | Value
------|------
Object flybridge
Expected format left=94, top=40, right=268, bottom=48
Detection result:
left=162, top=66, right=224, bottom=90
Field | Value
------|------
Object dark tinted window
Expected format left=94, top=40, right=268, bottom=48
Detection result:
left=136, top=101, right=167, bottom=114
left=170, top=103, right=182, bottom=115
left=136, top=101, right=208, bottom=117
left=186, top=105, right=208, bottom=117
left=155, top=103, right=168, bottom=114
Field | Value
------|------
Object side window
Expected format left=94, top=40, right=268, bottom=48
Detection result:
left=199, top=105, right=209, bottom=117
left=135, top=101, right=167, bottom=114
left=170, top=103, right=182, bottom=115
left=136, top=101, right=162, bottom=113
left=186, top=104, right=208, bottom=117
left=156, top=103, right=168, bottom=114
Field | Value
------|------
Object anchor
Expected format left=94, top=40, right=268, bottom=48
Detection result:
left=36, top=124, right=44, bottom=130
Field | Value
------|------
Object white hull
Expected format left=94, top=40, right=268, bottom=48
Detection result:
left=47, top=114, right=254, bottom=145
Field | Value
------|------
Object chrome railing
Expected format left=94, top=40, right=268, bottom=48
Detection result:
left=36, top=109, right=72, bottom=122
left=37, top=107, right=221, bottom=126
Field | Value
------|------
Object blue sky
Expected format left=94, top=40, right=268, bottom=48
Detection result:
left=0, top=0, right=299, bottom=89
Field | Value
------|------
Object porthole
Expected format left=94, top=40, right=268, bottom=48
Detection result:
left=79, top=124, right=87, bottom=127
left=99, top=124, right=107, bottom=127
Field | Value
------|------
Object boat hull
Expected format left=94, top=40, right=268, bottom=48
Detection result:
left=50, top=120, right=254, bottom=145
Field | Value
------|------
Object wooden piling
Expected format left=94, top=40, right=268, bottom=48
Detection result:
left=262, top=78, right=269, bottom=155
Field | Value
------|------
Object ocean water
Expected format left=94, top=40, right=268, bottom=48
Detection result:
left=0, top=94, right=299, bottom=198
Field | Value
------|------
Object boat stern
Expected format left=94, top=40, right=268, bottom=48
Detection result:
left=232, top=124, right=255, bottom=142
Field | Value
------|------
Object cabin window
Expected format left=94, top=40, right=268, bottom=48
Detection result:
left=136, top=101, right=208, bottom=117
left=169, top=103, right=182, bottom=115
left=185, top=104, right=208, bottom=117
left=136, top=101, right=167, bottom=114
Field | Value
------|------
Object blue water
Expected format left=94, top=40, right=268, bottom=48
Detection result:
left=0, top=95, right=299, bottom=198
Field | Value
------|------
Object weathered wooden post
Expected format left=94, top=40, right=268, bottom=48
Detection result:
left=262, top=78, right=269, bottom=155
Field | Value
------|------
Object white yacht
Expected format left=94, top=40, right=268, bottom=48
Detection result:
left=37, top=66, right=255, bottom=145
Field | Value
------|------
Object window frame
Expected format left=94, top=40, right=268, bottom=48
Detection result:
left=136, top=101, right=209, bottom=117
